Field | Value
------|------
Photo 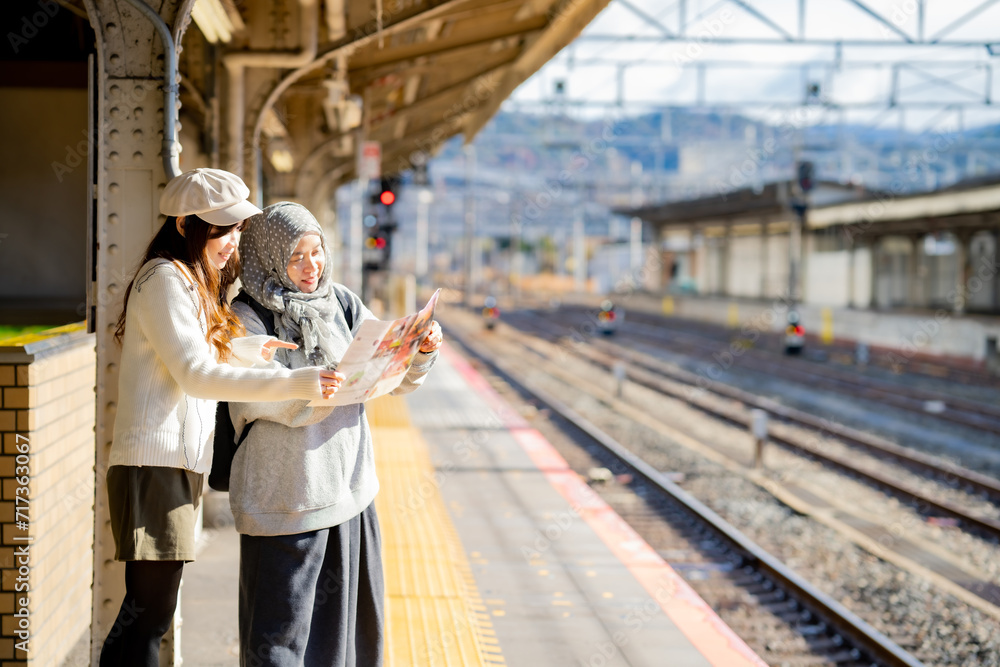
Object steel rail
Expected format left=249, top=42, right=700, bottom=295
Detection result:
left=446, top=325, right=925, bottom=667
left=511, top=313, right=1000, bottom=537
left=621, top=314, right=1000, bottom=427
left=540, top=309, right=1000, bottom=497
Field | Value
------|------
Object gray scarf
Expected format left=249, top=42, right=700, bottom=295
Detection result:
left=238, top=201, right=340, bottom=369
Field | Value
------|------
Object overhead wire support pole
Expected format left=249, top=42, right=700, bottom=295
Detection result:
left=351, top=129, right=367, bottom=297
left=617, top=65, right=625, bottom=108
left=918, top=0, right=926, bottom=42
left=463, top=143, right=477, bottom=307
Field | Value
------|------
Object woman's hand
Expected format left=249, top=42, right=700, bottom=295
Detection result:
left=419, top=320, right=443, bottom=353
left=319, top=370, right=346, bottom=399
left=261, top=339, right=297, bottom=362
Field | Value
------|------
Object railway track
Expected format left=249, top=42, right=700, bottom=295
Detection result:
left=566, top=306, right=1000, bottom=437
left=593, top=305, right=1000, bottom=390
left=506, top=310, right=1000, bottom=531
left=444, top=319, right=925, bottom=667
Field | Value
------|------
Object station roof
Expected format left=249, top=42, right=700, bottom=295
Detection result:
left=808, top=175, right=1000, bottom=235
left=189, top=0, right=616, bottom=194
left=613, top=180, right=866, bottom=227
left=617, top=175, right=1000, bottom=237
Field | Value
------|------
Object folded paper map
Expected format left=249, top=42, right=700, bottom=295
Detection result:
left=309, top=289, right=440, bottom=406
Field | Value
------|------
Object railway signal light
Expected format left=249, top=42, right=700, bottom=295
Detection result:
left=797, top=161, right=815, bottom=194
left=370, top=177, right=398, bottom=214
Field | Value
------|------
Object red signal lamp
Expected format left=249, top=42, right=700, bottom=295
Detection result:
left=379, top=191, right=395, bottom=206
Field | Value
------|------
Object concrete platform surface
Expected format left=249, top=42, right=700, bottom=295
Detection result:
left=179, top=345, right=764, bottom=667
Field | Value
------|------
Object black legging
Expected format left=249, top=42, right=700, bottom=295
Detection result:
left=99, top=560, right=184, bottom=667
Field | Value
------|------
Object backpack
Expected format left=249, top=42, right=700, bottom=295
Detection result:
left=208, top=289, right=353, bottom=492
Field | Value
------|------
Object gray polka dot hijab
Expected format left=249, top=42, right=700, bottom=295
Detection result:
left=238, top=201, right=339, bottom=369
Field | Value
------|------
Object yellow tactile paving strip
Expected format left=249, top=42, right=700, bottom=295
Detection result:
left=368, top=395, right=503, bottom=666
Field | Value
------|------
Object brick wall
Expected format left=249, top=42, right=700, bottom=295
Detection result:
left=0, top=325, right=96, bottom=666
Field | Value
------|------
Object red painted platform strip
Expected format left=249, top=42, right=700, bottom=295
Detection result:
left=441, top=344, right=766, bottom=667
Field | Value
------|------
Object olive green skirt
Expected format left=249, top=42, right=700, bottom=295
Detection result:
left=106, top=465, right=204, bottom=562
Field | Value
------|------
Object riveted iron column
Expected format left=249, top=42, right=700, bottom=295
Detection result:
left=83, top=1, right=188, bottom=663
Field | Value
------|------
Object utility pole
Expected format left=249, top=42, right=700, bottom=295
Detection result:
left=416, top=188, right=431, bottom=289
left=507, top=183, right=521, bottom=304
left=463, top=144, right=477, bottom=307
left=629, top=160, right=644, bottom=284
left=630, top=217, right=643, bottom=278
left=349, top=178, right=366, bottom=296
left=790, top=160, right=814, bottom=304
left=573, top=204, right=586, bottom=292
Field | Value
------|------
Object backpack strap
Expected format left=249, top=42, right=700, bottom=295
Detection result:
left=210, top=291, right=275, bottom=492
left=233, top=291, right=277, bottom=337
left=333, top=287, right=354, bottom=332
left=233, top=289, right=353, bottom=335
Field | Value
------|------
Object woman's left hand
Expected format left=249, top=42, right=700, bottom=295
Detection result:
left=261, top=338, right=298, bottom=362
left=419, top=321, right=443, bottom=353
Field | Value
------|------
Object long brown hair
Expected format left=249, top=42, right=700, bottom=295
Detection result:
left=115, top=215, right=246, bottom=362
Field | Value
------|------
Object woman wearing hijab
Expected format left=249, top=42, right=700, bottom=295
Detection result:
left=229, top=201, right=442, bottom=667
left=101, top=170, right=343, bottom=667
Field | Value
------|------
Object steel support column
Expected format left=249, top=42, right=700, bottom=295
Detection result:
left=720, top=224, right=731, bottom=296
left=869, top=237, right=881, bottom=309
left=759, top=221, right=769, bottom=298
left=954, top=232, right=973, bottom=314
left=908, top=234, right=923, bottom=307
left=83, top=1, right=189, bottom=664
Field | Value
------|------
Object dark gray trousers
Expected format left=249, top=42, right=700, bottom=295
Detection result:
left=238, top=503, right=384, bottom=667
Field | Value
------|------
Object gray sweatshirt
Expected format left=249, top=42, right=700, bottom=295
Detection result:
left=228, top=286, right=437, bottom=536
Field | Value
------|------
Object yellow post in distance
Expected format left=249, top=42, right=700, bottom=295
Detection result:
left=821, top=307, right=834, bottom=344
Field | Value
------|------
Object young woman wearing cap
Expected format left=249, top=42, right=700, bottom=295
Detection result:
left=99, top=170, right=344, bottom=667
left=229, top=202, right=442, bottom=666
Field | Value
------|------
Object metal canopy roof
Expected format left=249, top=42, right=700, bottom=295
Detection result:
left=185, top=0, right=615, bottom=198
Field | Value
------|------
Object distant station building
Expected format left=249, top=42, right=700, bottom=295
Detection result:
left=615, top=177, right=1000, bottom=362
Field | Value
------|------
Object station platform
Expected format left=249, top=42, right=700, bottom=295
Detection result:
left=181, top=345, right=764, bottom=666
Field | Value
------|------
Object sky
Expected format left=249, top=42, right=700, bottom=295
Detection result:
left=507, top=0, right=1000, bottom=132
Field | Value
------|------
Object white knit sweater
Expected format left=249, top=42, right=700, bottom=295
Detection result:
left=109, top=259, right=323, bottom=473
